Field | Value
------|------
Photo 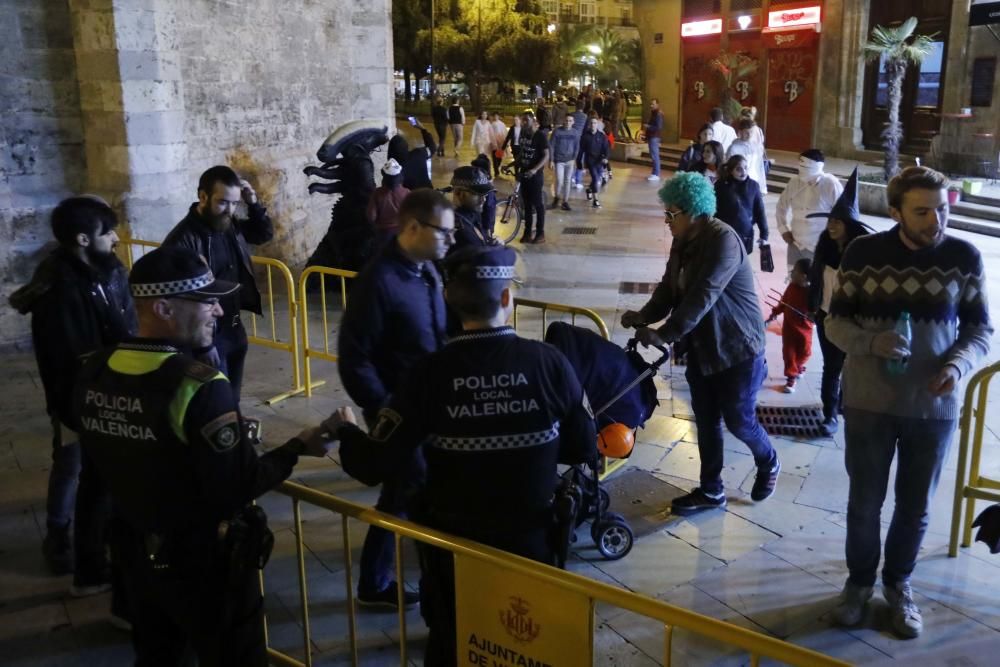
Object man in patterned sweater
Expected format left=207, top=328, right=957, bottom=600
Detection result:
left=826, top=167, right=993, bottom=638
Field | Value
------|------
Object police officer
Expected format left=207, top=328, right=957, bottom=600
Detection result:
left=72, top=245, right=337, bottom=665
left=331, top=245, right=598, bottom=666
left=163, top=165, right=274, bottom=403
left=449, top=165, right=497, bottom=253
left=337, top=188, right=453, bottom=609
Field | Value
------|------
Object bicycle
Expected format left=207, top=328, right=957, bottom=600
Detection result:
left=495, top=163, right=524, bottom=244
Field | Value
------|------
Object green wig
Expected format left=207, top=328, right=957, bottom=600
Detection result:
left=658, top=172, right=716, bottom=219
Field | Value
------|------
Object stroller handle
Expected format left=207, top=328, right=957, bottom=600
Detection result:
left=626, top=337, right=671, bottom=366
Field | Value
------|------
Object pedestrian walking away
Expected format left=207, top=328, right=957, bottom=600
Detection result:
left=447, top=97, right=465, bottom=157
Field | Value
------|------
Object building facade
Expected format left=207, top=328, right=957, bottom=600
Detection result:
left=635, top=0, right=1000, bottom=167
left=543, top=0, right=639, bottom=32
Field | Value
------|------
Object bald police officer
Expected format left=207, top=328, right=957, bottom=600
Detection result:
left=331, top=246, right=598, bottom=666
left=72, top=246, right=338, bottom=666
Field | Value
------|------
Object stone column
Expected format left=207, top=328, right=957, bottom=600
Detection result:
left=69, top=0, right=189, bottom=242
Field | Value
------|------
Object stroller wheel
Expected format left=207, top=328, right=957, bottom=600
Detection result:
left=592, top=519, right=634, bottom=560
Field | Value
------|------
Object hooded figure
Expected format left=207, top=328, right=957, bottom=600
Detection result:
left=804, top=167, right=871, bottom=435
left=389, top=124, right=436, bottom=190
left=367, top=158, right=410, bottom=246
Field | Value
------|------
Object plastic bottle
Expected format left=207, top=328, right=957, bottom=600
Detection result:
left=887, top=311, right=912, bottom=375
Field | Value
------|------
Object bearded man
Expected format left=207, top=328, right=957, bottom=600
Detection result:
left=164, top=166, right=274, bottom=402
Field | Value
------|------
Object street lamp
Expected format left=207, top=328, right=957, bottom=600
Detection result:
left=547, top=23, right=556, bottom=34
left=587, top=44, right=602, bottom=55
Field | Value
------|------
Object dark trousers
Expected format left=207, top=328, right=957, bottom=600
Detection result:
left=419, top=528, right=551, bottom=667
left=491, top=153, right=502, bottom=178
left=74, top=447, right=111, bottom=584
left=215, top=319, right=248, bottom=403
left=434, top=122, right=448, bottom=155
left=119, top=537, right=266, bottom=667
left=816, top=314, right=846, bottom=420
left=587, top=163, right=603, bottom=195
left=844, top=409, right=955, bottom=588
left=47, top=421, right=81, bottom=531
left=686, top=352, right=776, bottom=494
left=520, top=173, right=545, bottom=236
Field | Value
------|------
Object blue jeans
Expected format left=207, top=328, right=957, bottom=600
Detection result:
left=843, top=409, right=955, bottom=588
left=686, top=353, right=776, bottom=494
left=47, top=421, right=81, bottom=530
left=648, top=137, right=661, bottom=176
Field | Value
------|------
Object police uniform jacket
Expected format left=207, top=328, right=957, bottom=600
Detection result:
left=10, top=248, right=136, bottom=429
left=339, top=326, right=598, bottom=536
left=163, top=203, right=274, bottom=316
left=72, top=340, right=301, bottom=554
left=338, top=240, right=447, bottom=419
left=450, top=206, right=493, bottom=253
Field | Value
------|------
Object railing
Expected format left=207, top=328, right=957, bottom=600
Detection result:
left=949, top=361, right=1000, bottom=556
left=121, top=240, right=305, bottom=404
left=297, top=266, right=358, bottom=398
left=263, top=481, right=850, bottom=667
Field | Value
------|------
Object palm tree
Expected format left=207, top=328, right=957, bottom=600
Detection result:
left=709, top=51, right=759, bottom=122
left=555, top=23, right=596, bottom=86
left=863, top=17, right=938, bottom=181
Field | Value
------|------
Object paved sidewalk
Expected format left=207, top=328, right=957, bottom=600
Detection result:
left=2, top=140, right=1000, bottom=665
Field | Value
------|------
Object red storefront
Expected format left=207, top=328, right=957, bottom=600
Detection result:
left=680, top=2, right=823, bottom=152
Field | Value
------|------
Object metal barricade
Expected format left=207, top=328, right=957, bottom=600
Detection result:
left=512, top=298, right=626, bottom=478
left=121, top=240, right=304, bottom=404
left=949, top=361, right=1000, bottom=556
left=297, top=266, right=358, bottom=397
left=262, top=481, right=850, bottom=667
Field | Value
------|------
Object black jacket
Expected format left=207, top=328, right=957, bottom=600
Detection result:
left=163, top=203, right=273, bottom=315
left=808, top=226, right=870, bottom=313
left=402, top=127, right=436, bottom=190
left=678, top=142, right=704, bottom=172
left=10, top=247, right=137, bottom=426
left=715, top=177, right=769, bottom=253
left=577, top=130, right=609, bottom=168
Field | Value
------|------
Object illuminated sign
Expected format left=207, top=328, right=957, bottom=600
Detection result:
left=681, top=18, right=723, bottom=37
left=767, top=5, right=821, bottom=28
left=738, top=15, right=752, bottom=30
left=728, top=14, right=761, bottom=32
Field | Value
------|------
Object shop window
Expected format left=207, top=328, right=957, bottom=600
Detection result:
left=682, top=0, right=721, bottom=19
left=915, top=41, right=945, bottom=108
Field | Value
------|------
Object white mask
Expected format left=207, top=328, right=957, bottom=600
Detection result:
left=798, top=158, right=824, bottom=179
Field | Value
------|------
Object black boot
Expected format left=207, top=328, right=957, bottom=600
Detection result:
left=42, top=523, right=73, bottom=575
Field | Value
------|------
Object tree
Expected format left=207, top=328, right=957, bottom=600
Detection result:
left=863, top=17, right=938, bottom=180
left=393, top=0, right=431, bottom=102
left=552, top=23, right=597, bottom=87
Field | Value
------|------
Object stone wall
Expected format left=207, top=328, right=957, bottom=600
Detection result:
left=0, top=0, right=394, bottom=348
left=0, top=0, right=87, bottom=347
left=634, top=0, right=682, bottom=143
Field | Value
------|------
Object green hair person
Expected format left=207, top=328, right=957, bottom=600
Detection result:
left=658, top=171, right=717, bottom=220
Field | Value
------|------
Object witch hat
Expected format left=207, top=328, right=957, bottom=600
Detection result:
left=807, top=167, right=864, bottom=226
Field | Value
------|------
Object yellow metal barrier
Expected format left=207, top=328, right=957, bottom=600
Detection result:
left=512, top=298, right=627, bottom=478
left=949, top=361, right=1000, bottom=557
left=122, top=240, right=304, bottom=405
left=262, top=481, right=850, bottom=667
left=297, top=265, right=358, bottom=398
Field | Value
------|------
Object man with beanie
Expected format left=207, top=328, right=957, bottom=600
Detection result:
left=367, top=158, right=410, bottom=247
left=387, top=120, right=436, bottom=190
left=826, top=166, right=992, bottom=639
left=548, top=114, right=579, bottom=211
left=775, top=149, right=843, bottom=272
left=621, top=172, right=780, bottom=515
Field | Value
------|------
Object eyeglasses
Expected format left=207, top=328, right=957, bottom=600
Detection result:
left=419, top=220, right=457, bottom=239
left=664, top=210, right=678, bottom=223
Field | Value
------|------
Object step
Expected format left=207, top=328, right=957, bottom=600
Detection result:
left=948, top=213, right=1000, bottom=237
left=953, top=199, right=1000, bottom=222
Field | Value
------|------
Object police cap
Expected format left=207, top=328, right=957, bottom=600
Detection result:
left=130, top=246, right=239, bottom=300
left=451, top=166, right=495, bottom=194
left=444, top=246, right=516, bottom=285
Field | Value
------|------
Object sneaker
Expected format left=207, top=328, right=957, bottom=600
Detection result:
left=671, top=488, right=726, bottom=515
left=532, top=233, right=546, bottom=245
left=751, top=459, right=780, bottom=501
left=42, top=526, right=74, bottom=575
left=519, top=233, right=532, bottom=244
left=592, top=199, right=601, bottom=208
left=574, top=183, right=584, bottom=190
left=883, top=581, right=923, bottom=638
left=585, top=187, right=592, bottom=201
left=70, top=581, right=112, bottom=598
left=819, top=416, right=839, bottom=436
left=560, top=202, right=571, bottom=211
left=357, top=581, right=419, bottom=610
left=647, top=174, right=661, bottom=181
left=782, top=377, right=797, bottom=393
left=832, top=580, right=873, bottom=627
left=547, top=198, right=560, bottom=210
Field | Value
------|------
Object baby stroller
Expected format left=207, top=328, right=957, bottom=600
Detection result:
left=545, top=322, right=670, bottom=561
